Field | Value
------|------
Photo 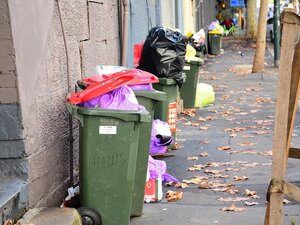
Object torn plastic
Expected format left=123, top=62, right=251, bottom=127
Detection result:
left=81, top=85, right=145, bottom=111
left=149, top=119, right=173, bottom=155
left=195, top=83, right=215, bottom=107
left=137, top=26, right=188, bottom=87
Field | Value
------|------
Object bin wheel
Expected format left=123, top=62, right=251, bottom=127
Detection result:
left=77, top=207, right=102, bottom=225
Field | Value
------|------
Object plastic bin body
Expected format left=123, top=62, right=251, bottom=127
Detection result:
left=130, top=90, right=166, bottom=217
left=153, top=78, right=178, bottom=144
left=207, top=33, right=221, bottom=55
left=181, top=60, right=202, bottom=108
left=67, top=105, right=150, bottom=225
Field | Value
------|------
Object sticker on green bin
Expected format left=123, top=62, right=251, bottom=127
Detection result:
left=183, top=65, right=191, bottom=70
left=99, top=126, right=117, bottom=134
left=168, top=102, right=177, bottom=133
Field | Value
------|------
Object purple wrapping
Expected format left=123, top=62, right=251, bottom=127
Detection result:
left=129, top=84, right=153, bottom=91
left=149, top=119, right=173, bottom=155
left=148, top=156, right=179, bottom=183
left=82, top=85, right=145, bottom=110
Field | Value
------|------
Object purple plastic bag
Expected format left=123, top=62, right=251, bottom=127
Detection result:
left=208, top=21, right=218, bottom=31
left=129, top=84, right=153, bottom=91
left=82, top=85, right=145, bottom=110
left=149, top=119, right=173, bottom=155
left=148, top=156, right=179, bottom=183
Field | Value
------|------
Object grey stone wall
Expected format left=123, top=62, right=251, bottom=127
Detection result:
left=6, top=0, right=120, bottom=207
left=0, top=0, right=27, bottom=180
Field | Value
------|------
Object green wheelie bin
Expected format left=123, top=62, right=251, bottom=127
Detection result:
left=181, top=59, right=203, bottom=108
left=131, top=90, right=166, bottom=217
left=153, top=78, right=178, bottom=146
left=207, top=33, right=222, bottom=55
left=67, top=104, right=151, bottom=225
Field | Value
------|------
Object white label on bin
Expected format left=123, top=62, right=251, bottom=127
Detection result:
left=99, top=126, right=117, bottom=134
left=183, top=65, right=191, bottom=70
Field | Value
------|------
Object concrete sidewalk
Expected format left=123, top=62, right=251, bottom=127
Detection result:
left=131, top=38, right=300, bottom=225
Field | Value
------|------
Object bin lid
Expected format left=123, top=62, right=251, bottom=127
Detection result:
left=133, top=90, right=167, bottom=102
left=157, top=78, right=177, bottom=85
left=66, top=103, right=151, bottom=123
left=185, top=57, right=203, bottom=66
left=82, top=69, right=158, bottom=87
left=67, top=69, right=159, bottom=104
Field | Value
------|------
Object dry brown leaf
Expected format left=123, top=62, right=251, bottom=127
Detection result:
left=234, top=176, right=249, bottom=181
left=199, top=152, right=209, bottom=157
left=199, top=117, right=207, bottom=122
left=182, top=177, right=202, bottom=184
left=171, top=143, right=182, bottom=150
left=218, top=197, right=250, bottom=202
left=179, top=117, right=188, bottom=121
left=224, top=168, right=241, bottom=172
left=181, top=109, right=196, bottom=117
left=253, top=131, right=270, bottom=134
left=241, top=135, right=255, bottom=139
left=224, top=127, right=247, bottom=133
left=245, top=189, right=260, bottom=199
left=221, top=95, right=230, bottom=100
left=212, top=188, right=239, bottom=195
left=199, top=181, right=234, bottom=189
left=204, top=169, right=223, bottom=175
left=212, top=174, right=229, bottom=179
left=200, top=126, right=209, bottom=130
left=200, top=140, right=210, bottom=144
left=238, top=142, right=257, bottom=147
left=221, top=202, right=246, bottom=212
left=245, top=201, right=259, bottom=206
left=206, top=116, right=217, bottom=121
left=186, top=156, right=199, bottom=160
left=187, top=164, right=204, bottom=171
left=260, top=150, right=272, bottom=156
left=230, top=133, right=237, bottom=138
left=166, top=190, right=183, bottom=202
left=217, top=146, right=231, bottom=151
left=173, top=182, right=189, bottom=188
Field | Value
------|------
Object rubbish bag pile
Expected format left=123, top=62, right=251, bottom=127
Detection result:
left=137, top=26, right=188, bottom=87
left=187, top=29, right=207, bottom=57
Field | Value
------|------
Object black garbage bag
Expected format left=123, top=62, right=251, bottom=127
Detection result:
left=137, top=27, right=188, bottom=87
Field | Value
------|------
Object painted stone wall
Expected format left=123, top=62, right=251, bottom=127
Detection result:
left=7, top=0, right=120, bottom=207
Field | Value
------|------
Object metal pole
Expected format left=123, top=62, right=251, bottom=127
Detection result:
left=273, top=0, right=280, bottom=67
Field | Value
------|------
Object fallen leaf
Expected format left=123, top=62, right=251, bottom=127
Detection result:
left=200, top=126, right=209, bottom=130
left=199, top=152, right=209, bottom=157
left=221, top=202, right=246, bottom=212
left=181, top=108, right=196, bottom=117
left=171, top=143, right=182, bottom=150
left=200, top=140, right=210, bottom=144
left=212, top=174, right=229, bottom=179
left=204, top=169, right=223, bottom=175
left=224, top=168, right=241, bottom=172
left=230, top=134, right=237, bottom=138
left=166, top=190, right=183, bottom=202
left=245, top=189, right=260, bottom=199
left=186, top=156, right=199, bottom=160
left=245, top=201, right=259, bottom=206
left=217, top=146, right=231, bottom=151
left=199, top=181, right=234, bottom=189
left=199, top=117, right=207, bottom=122
left=224, top=127, right=247, bottom=133
left=206, top=116, right=217, bottom=121
left=234, top=176, right=249, bottom=181
left=179, top=117, right=188, bottom=121
left=221, top=95, right=230, bottom=100
left=212, top=188, right=239, bottom=195
left=260, top=150, right=272, bottom=156
left=218, top=197, right=250, bottom=202
left=182, top=177, right=202, bottom=184
left=175, top=182, right=189, bottom=188
left=187, top=164, right=204, bottom=171
left=238, top=142, right=257, bottom=147
left=241, top=135, right=255, bottom=139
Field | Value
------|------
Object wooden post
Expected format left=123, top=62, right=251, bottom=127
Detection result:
left=264, top=10, right=300, bottom=225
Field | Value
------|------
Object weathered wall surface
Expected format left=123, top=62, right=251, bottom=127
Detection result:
left=7, top=0, right=120, bottom=207
left=0, top=0, right=28, bottom=179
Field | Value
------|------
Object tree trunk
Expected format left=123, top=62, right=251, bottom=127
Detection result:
left=246, top=0, right=257, bottom=38
left=252, top=0, right=268, bottom=72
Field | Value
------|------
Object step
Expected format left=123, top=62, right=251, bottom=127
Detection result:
left=17, top=208, right=82, bottom=225
left=0, top=178, right=28, bottom=224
